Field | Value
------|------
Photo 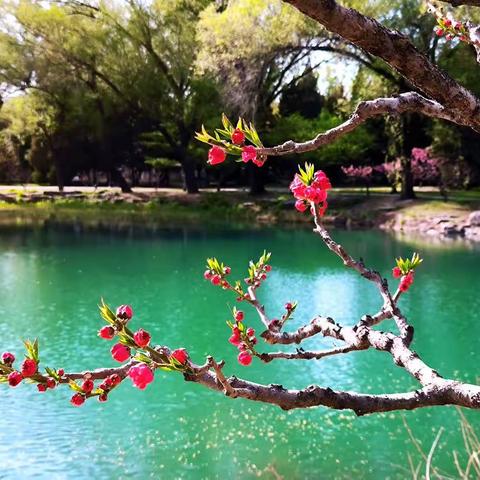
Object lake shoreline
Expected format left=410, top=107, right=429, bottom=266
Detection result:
left=1, top=186, right=480, bottom=242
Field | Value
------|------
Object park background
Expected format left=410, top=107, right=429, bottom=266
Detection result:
left=1, top=1, right=480, bottom=479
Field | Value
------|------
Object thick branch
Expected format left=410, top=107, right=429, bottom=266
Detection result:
left=443, top=0, right=480, bottom=6
left=187, top=369, right=480, bottom=415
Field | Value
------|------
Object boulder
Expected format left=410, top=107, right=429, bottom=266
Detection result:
left=467, top=211, right=480, bottom=226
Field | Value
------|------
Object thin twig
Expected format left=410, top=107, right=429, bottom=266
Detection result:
left=207, top=356, right=237, bottom=397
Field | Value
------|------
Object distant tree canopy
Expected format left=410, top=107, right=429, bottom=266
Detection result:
left=0, top=0, right=479, bottom=193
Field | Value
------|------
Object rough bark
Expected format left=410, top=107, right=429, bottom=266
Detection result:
left=110, top=167, right=132, bottom=193
left=181, top=157, right=199, bottom=194
left=400, top=155, right=416, bottom=200
left=443, top=0, right=480, bottom=6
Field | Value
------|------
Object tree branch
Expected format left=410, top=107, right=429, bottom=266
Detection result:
left=257, top=345, right=360, bottom=362
left=442, top=0, right=480, bottom=6
left=258, top=92, right=464, bottom=158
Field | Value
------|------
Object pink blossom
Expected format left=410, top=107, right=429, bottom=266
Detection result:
left=116, top=305, right=133, bottom=320
left=241, top=145, right=257, bottom=163
left=128, top=363, right=154, bottom=390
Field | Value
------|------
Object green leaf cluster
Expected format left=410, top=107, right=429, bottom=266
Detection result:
left=395, top=252, right=423, bottom=274
left=247, top=250, right=271, bottom=281
left=24, top=339, right=39, bottom=362
left=206, top=257, right=226, bottom=275
left=297, top=163, right=315, bottom=186
left=99, top=299, right=116, bottom=325
left=195, top=114, right=263, bottom=158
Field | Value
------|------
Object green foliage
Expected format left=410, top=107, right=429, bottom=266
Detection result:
left=267, top=111, right=375, bottom=167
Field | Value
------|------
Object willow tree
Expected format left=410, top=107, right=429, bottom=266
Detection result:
left=0, top=0, right=217, bottom=193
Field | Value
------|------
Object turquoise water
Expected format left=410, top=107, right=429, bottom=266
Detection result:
left=0, top=226, right=479, bottom=479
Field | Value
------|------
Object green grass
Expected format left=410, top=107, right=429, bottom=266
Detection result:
left=1, top=186, right=479, bottom=230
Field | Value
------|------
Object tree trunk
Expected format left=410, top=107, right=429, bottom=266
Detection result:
left=181, top=157, right=199, bottom=194
left=248, top=163, right=266, bottom=195
left=53, top=155, right=65, bottom=193
left=400, top=156, right=415, bottom=200
left=110, top=168, right=132, bottom=193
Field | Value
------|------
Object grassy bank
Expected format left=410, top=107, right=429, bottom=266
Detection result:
left=1, top=187, right=479, bottom=231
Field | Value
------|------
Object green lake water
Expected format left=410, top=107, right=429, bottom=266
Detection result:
left=0, top=225, right=479, bottom=479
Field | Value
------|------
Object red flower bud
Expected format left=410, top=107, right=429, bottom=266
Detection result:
left=1, top=352, right=15, bottom=365
left=111, top=343, right=131, bottom=363
left=211, top=275, right=221, bottom=286
left=392, top=266, right=402, bottom=278
left=37, top=383, right=47, bottom=392
left=444, top=19, right=452, bottom=27
left=116, top=304, right=133, bottom=320
left=295, top=200, right=308, bottom=213
left=98, top=325, right=115, bottom=340
left=229, top=334, right=241, bottom=346
left=204, top=269, right=213, bottom=280
left=71, top=393, right=85, bottom=407
left=8, top=371, right=22, bottom=387
left=224, top=266, right=231, bottom=275
left=81, top=379, right=94, bottom=393
left=434, top=27, right=444, bottom=36
left=208, top=146, right=226, bottom=165
left=399, top=271, right=415, bottom=292
left=133, top=329, right=151, bottom=348
left=46, top=378, right=56, bottom=389
left=237, top=351, right=252, bottom=366
left=231, top=128, right=245, bottom=145
left=109, top=374, right=121, bottom=386
left=247, top=327, right=255, bottom=337
left=21, top=359, right=37, bottom=377
left=285, top=302, right=293, bottom=311
left=264, top=265, right=272, bottom=272
left=170, top=348, right=188, bottom=365
left=235, top=311, right=244, bottom=322
left=58, top=369, right=65, bottom=377
left=98, top=393, right=108, bottom=403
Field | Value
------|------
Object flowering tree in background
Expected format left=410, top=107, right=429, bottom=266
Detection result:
left=380, top=148, right=441, bottom=192
left=3, top=0, right=480, bottom=414
left=341, top=165, right=373, bottom=196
